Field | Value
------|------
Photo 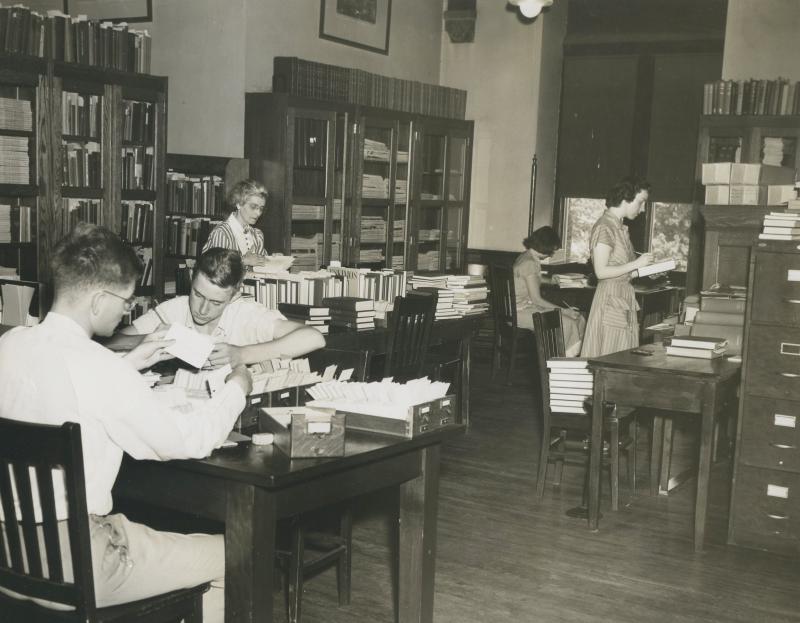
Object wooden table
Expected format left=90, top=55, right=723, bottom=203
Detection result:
left=114, top=425, right=463, bottom=622
left=325, top=315, right=484, bottom=429
left=587, top=344, right=740, bottom=551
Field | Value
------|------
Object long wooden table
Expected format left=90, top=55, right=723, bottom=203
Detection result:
left=115, top=425, right=463, bottom=622
left=587, top=344, right=740, bottom=551
left=324, top=314, right=485, bottom=429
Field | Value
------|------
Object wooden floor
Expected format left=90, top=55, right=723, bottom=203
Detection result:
left=292, top=357, right=800, bottom=623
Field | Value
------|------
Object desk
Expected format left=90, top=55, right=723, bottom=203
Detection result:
left=587, top=345, right=740, bottom=551
left=324, top=315, right=484, bottom=429
left=114, top=425, right=462, bottom=623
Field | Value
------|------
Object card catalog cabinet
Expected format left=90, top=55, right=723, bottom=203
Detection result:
left=729, top=242, right=800, bottom=554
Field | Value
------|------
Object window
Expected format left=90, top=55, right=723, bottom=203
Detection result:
left=561, top=197, right=605, bottom=263
left=648, top=202, right=692, bottom=271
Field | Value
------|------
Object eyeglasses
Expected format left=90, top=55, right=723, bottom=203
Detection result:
left=103, top=290, right=137, bottom=312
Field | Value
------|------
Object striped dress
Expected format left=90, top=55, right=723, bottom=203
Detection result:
left=580, top=211, right=640, bottom=357
left=202, top=212, right=266, bottom=256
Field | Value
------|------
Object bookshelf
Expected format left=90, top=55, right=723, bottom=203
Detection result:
left=0, top=53, right=167, bottom=299
left=244, top=93, right=473, bottom=273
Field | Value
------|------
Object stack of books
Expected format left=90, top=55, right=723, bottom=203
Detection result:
left=278, top=302, right=331, bottom=334
left=759, top=210, right=800, bottom=241
left=547, top=358, right=592, bottom=414
left=322, top=296, right=376, bottom=331
left=665, top=335, right=728, bottom=359
left=551, top=273, right=589, bottom=288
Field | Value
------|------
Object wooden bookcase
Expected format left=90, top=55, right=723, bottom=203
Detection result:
left=0, top=54, right=167, bottom=301
left=244, top=93, right=473, bottom=273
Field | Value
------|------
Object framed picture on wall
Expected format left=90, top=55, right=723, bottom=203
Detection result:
left=65, top=0, right=152, bottom=23
left=319, top=0, right=392, bottom=55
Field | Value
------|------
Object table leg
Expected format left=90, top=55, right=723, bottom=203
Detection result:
left=225, top=482, right=276, bottom=623
left=658, top=417, right=674, bottom=495
left=694, top=384, right=716, bottom=552
left=650, top=414, right=664, bottom=497
left=460, top=335, right=472, bottom=431
left=588, top=371, right=604, bottom=531
left=398, top=445, right=440, bottom=623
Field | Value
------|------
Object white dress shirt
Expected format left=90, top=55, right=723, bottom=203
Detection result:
left=227, top=212, right=255, bottom=255
left=0, top=312, right=246, bottom=518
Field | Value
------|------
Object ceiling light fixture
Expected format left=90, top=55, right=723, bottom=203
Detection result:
left=508, top=0, right=553, bottom=19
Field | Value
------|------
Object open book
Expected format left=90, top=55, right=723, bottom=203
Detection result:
left=636, top=259, right=676, bottom=278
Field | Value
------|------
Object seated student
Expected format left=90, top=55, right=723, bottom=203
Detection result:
left=0, top=223, right=252, bottom=622
left=112, top=246, right=325, bottom=368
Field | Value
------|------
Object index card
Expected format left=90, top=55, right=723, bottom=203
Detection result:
left=164, top=324, right=214, bottom=369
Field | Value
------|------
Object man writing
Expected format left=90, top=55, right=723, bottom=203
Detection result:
left=110, top=246, right=325, bottom=367
left=0, top=224, right=250, bottom=621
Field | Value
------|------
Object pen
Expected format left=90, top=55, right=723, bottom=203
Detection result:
left=560, top=300, right=579, bottom=311
left=152, top=299, right=168, bottom=325
left=205, top=379, right=213, bottom=398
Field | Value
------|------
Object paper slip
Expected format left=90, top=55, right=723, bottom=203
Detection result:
left=637, top=259, right=676, bottom=278
left=164, top=324, right=215, bottom=368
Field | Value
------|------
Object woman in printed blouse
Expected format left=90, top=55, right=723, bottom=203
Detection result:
left=202, top=179, right=269, bottom=267
left=514, top=226, right=586, bottom=357
left=580, top=177, right=654, bottom=357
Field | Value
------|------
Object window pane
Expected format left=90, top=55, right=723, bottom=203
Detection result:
left=563, top=197, right=605, bottom=263
left=649, top=202, right=692, bottom=271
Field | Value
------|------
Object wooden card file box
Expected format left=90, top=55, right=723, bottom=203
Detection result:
left=260, top=407, right=345, bottom=458
left=344, top=394, right=458, bottom=438
left=237, top=383, right=315, bottom=433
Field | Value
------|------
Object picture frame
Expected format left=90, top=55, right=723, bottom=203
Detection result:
left=64, top=0, right=153, bottom=23
left=319, top=0, right=392, bottom=55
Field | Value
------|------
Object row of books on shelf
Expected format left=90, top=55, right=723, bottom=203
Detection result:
left=0, top=95, right=32, bottom=131
left=0, top=134, right=29, bottom=184
left=62, top=198, right=100, bottom=234
left=328, top=266, right=409, bottom=303
left=291, top=202, right=342, bottom=220
left=165, top=215, right=221, bottom=257
left=0, top=5, right=152, bottom=74
left=0, top=201, right=32, bottom=242
left=134, top=246, right=152, bottom=287
left=362, top=173, right=389, bottom=199
left=122, top=100, right=155, bottom=144
left=702, top=78, right=800, bottom=116
left=363, top=138, right=391, bottom=162
left=62, top=141, right=101, bottom=187
left=758, top=207, right=800, bottom=241
left=62, top=91, right=100, bottom=138
left=272, top=56, right=467, bottom=120
left=167, top=172, right=226, bottom=216
left=121, top=146, right=156, bottom=191
left=120, top=201, right=153, bottom=245
left=242, top=271, right=345, bottom=310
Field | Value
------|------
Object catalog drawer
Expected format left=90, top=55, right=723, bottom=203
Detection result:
left=729, top=465, right=800, bottom=554
left=751, top=250, right=800, bottom=327
left=744, top=325, right=800, bottom=400
left=740, top=395, right=800, bottom=471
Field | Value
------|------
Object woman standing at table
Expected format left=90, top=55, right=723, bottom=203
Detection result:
left=514, top=226, right=585, bottom=357
left=202, top=179, right=269, bottom=267
left=581, top=177, right=653, bottom=357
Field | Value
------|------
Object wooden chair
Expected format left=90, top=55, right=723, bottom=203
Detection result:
left=489, top=263, right=531, bottom=384
left=531, top=310, right=637, bottom=511
left=383, top=293, right=435, bottom=382
left=0, top=417, right=208, bottom=623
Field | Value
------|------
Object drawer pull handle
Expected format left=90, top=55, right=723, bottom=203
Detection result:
left=766, top=513, right=789, bottom=520
left=784, top=298, right=800, bottom=304
left=778, top=372, right=800, bottom=378
left=769, top=442, right=797, bottom=450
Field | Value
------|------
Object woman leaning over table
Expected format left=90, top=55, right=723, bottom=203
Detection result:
left=202, top=178, right=269, bottom=267
left=514, top=226, right=586, bottom=357
left=580, top=176, right=654, bottom=358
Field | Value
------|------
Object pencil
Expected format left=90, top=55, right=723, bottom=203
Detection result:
left=151, top=299, right=168, bottom=325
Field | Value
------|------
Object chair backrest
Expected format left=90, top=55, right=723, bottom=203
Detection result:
left=0, top=417, right=96, bottom=619
left=532, top=310, right=567, bottom=423
left=489, top=263, right=517, bottom=332
left=383, top=293, right=435, bottom=382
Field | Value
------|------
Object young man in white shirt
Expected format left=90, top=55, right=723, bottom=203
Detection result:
left=0, top=224, right=251, bottom=622
left=111, top=246, right=325, bottom=368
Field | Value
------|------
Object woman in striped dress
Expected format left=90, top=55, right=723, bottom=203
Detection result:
left=202, top=179, right=269, bottom=267
left=580, top=177, right=654, bottom=357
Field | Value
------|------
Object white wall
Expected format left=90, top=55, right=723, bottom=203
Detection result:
left=148, top=0, right=443, bottom=157
left=723, top=0, right=800, bottom=81
left=440, top=0, right=567, bottom=251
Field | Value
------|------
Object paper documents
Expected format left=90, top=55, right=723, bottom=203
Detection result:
left=637, top=259, right=676, bottom=278
left=1, top=282, right=35, bottom=326
left=251, top=255, right=295, bottom=274
left=164, top=324, right=215, bottom=368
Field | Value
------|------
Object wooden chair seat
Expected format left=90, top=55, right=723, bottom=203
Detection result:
left=0, top=417, right=207, bottom=623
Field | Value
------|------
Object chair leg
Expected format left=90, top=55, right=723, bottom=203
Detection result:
left=536, top=428, right=551, bottom=499
left=553, top=430, right=566, bottom=486
left=627, top=417, right=637, bottom=497
left=659, top=417, right=674, bottom=494
left=610, top=414, right=620, bottom=512
left=506, top=334, right=519, bottom=385
left=336, top=507, right=353, bottom=606
left=491, top=337, right=501, bottom=381
left=288, top=521, right=305, bottom=623
left=650, top=413, right=664, bottom=497
left=186, top=592, right=204, bottom=623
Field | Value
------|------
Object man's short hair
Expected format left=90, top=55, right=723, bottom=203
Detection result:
left=50, top=223, right=141, bottom=296
left=193, top=247, right=245, bottom=289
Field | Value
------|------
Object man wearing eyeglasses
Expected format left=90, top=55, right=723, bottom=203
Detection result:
left=111, top=246, right=325, bottom=367
left=0, top=223, right=252, bottom=621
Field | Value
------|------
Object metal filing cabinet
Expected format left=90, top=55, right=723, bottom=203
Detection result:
left=728, top=242, right=800, bottom=554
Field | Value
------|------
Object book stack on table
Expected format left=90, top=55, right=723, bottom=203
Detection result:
left=759, top=210, right=800, bottom=241
left=547, top=358, right=591, bottom=414
left=278, top=302, right=331, bottom=334
left=665, top=335, right=728, bottom=359
left=322, top=296, right=375, bottom=331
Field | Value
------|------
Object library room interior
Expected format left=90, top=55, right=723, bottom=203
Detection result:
left=3, top=0, right=800, bottom=622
